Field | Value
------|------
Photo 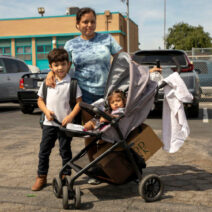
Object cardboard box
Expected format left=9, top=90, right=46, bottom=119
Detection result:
left=93, top=143, right=134, bottom=184
left=128, top=124, right=163, bottom=161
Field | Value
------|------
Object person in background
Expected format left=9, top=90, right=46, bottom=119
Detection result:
left=31, top=48, right=82, bottom=191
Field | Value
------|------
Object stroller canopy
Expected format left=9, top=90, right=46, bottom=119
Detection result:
left=102, top=52, right=157, bottom=142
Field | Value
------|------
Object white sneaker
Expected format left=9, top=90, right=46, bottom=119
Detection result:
left=88, top=178, right=101, bottom=185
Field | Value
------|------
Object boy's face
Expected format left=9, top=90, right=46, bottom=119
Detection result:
left=109, top=94, right=125, bottom=111
left=49, top=60, right=70, bottom=80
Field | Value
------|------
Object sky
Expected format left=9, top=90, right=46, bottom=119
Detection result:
left=0, top=0, right=212, bottom=50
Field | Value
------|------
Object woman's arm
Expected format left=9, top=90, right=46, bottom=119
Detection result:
left=149, top=66, right=162, bottom=73
left=46, top=71, right=56, bottom=88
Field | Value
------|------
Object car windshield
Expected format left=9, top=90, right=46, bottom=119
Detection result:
left=133, top=51, right=188, bottom=67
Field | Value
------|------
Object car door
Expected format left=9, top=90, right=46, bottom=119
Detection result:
left=1, top=58, right=21, bottom=100
left=0, top=58, right=9, bottom=101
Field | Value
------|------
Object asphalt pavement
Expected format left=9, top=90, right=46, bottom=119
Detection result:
left=0, top=103, right=212, bottom=212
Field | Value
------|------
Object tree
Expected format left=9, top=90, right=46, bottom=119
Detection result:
left=165, top=22, right=212, bottom=50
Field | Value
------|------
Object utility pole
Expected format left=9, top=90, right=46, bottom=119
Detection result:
left=164, top=0, right=166, bottom=49
left=126, top=0, right=130, bottom=53
left=121, top=0, right=130, bottom=53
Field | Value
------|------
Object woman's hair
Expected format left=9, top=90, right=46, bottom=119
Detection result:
left=76, top=7, right=96, bottom=24
left=47, top=48, right=69, bottom=65
left=107, top=90, right=126, bottom=111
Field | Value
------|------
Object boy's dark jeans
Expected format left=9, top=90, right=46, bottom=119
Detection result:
left=38, top=125, right=72, bottom=176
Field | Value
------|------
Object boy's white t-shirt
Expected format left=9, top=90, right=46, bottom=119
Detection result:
left=37, top=74, right=82, bottom=127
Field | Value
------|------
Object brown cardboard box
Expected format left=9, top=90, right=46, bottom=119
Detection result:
left=128, top=124, right=163, bottom=161
left=93, top=143, right=134, bottom=184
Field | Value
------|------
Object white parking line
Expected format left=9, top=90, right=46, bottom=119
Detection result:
left=203, top=108, right=209, bottom=123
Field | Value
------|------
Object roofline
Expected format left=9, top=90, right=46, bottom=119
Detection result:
left=0, top=12, right=120, bottom=21
left=0, top=30, right=126, bottom=40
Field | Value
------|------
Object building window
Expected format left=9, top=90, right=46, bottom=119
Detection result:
left=15, top=38, right=32, bottom=61
left=56, top=36, right=74, bottom=49
left=36, top=45, right=52, bottom=59
left=0, top=47, right=11, bottom=55
left=16, top=46, right=32, bottom=60
left=0, top=39, right=11, bottom=56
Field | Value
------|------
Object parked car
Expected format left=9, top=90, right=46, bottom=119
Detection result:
left=17, top=69, right=50, bottom=114
left=192, top=59, right=212, bottom=95
left=0, top=56, right=30, bottom=103
left=132, top=50, right=201, bottom=117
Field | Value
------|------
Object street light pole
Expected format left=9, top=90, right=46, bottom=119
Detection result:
left=121, top=0, right=130, bottom=53
left=164, top=0, right=166, bottom=49
left=126, top=0, right=130, bottom=53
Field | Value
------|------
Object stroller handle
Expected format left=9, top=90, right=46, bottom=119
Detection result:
left=80, top=102, right=113, bottom=122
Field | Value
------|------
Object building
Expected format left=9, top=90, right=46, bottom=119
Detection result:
left=0, top=9, right=139, bottom=70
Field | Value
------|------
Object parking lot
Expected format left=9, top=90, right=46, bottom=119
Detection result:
left=0, top=102, right=212, bottom=211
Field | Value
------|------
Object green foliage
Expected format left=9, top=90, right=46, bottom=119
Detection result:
left=166, top=22, right=212, bottom=50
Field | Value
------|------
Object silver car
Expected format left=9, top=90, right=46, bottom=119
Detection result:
left=0, top=56, right=30, bottom=103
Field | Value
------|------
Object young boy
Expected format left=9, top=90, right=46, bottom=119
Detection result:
left=31, top=48, right=82, bottom=191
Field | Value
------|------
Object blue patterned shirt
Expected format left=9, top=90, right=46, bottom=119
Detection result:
left=64, top=33, right=122, bottom=95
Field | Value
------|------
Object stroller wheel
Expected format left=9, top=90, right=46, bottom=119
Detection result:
left=62, top=186, right=69, bottom=209
left=138, top=174, right=164, bottom=202
left=73, top=186, right=81, bottom=209
left=52, top=177, right=62, bottom=198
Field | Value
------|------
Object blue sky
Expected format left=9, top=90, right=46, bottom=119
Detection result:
left=0, top=0, right=211, bottom=50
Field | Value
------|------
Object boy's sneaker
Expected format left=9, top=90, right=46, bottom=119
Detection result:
left=31, top=175, right=47, bottom=191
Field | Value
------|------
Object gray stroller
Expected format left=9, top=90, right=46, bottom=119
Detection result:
left=52, top=52, right=164, bottom=209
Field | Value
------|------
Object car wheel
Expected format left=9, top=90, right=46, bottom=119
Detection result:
left=187, top=103, right=199, bottom=118
left=20, top=105, right=34, bottom=114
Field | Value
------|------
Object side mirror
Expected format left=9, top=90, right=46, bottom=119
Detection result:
left=0, top=66, right=4, bottom=73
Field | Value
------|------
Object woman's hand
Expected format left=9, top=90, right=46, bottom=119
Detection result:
left=149, top=66, right=162, bottom=73
left=46, top=71, right=56, bottom=88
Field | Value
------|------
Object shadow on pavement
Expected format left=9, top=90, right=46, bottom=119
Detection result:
left=145, top=165, right=212, bottom=192
left=0, top=104, right=20, bottom=112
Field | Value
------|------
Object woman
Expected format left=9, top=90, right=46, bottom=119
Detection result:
left=46, top=8, right=122, bottom=184
left=46, top=7, right=161, bottom=184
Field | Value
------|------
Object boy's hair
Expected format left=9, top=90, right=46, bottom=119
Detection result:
left=107, top=89, right=126, bottom=111
left=47, top=48, right=69, bottom=65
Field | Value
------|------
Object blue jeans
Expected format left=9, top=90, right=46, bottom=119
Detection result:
left=38, top=125, right=72, bottom=176
left=81, top=88, right=104, bottom=104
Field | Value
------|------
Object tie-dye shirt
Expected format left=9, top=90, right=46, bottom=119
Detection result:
left=64, top=33, right=122, bottom=95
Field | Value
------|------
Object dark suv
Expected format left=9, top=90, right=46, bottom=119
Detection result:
left=132, top=50, right=201, bottom=117
left=0, top=56, right=30, bottom=103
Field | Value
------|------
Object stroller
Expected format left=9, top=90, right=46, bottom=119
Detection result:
left=52, top=52, right=165, bottom=209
